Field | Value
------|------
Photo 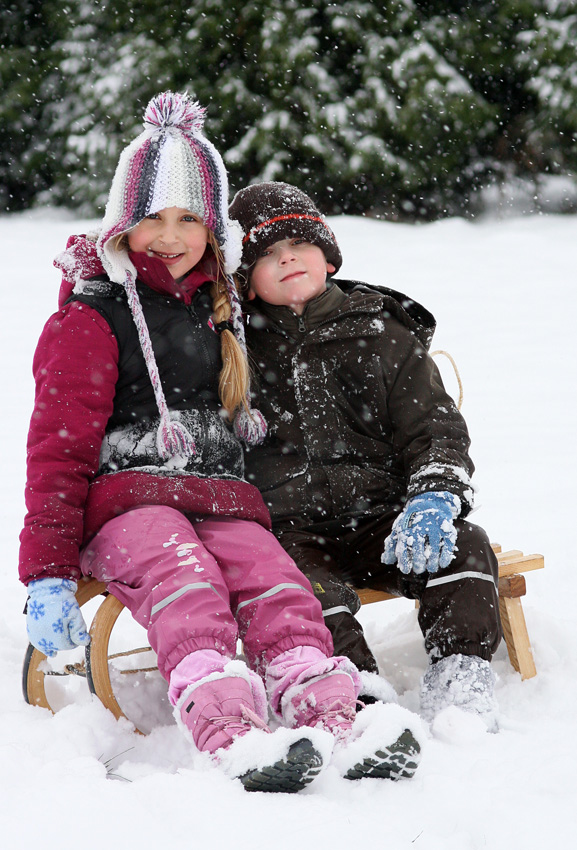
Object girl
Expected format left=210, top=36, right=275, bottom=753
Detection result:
left=21, top=94, right=421, bottom=791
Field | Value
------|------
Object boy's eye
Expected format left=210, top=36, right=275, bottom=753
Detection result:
left=291, top=239, right=306, bottom=246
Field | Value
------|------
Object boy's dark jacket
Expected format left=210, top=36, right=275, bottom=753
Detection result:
left=244, top=279, right=474, bottom=530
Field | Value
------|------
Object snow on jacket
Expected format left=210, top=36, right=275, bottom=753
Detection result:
left=243, top=280, right=474, bottom=530
left=19, top=250, right=269, bottom=585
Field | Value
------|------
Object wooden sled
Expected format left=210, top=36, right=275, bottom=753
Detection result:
left=22, top=544, right=544, bottom=732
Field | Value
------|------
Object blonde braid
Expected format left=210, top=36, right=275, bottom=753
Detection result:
left=208, top=234, right=250, bottom=418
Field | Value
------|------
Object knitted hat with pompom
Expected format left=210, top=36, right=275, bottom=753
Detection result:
left=229, top=182, right=342, bottom=276
left=99, top=91, right=242, bottom=279
left=96, top=92, right=265, bottom=459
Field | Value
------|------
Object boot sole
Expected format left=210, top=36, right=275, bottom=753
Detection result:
left=344, top=728, right=421, bottom=781
left=239, top=738, right=324, bottom=793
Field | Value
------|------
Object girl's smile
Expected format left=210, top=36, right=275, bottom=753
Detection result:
left=148, top=249, right=186, bottom=266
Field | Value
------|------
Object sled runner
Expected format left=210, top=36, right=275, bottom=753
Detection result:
left=23, top=545, right=543, bottom=732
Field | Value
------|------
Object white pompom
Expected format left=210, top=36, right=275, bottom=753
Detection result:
left=144, top=91, right=206, bottom=134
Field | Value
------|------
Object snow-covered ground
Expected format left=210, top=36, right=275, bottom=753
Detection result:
left=1, top=209, right=575, bottom=848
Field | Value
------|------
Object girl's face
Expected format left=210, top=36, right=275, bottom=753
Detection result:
left=248, top=238, right=335, bottom=315
left=128, top=207, right=208, bottom=279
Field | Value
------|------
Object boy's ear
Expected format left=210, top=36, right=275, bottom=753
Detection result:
left=326, top=262, right=336, bottom=275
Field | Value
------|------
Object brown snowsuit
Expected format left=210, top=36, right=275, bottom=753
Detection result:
left=244, top=280, right=502, bottom=671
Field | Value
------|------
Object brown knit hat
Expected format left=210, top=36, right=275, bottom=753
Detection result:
left=228, top=182, right=342, bottom=275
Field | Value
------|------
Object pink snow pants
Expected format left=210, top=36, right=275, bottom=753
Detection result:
left=79, top=505, right=333, bottom=680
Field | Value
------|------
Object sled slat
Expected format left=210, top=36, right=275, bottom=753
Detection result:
left=498, top=574, right=526, bottom=599
left=496, top=553, right=544, bottom=578
left=499, top=596, right=537, bottom=680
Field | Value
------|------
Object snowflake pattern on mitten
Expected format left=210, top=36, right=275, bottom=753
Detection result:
left=26, top=578, right=90, bottom=657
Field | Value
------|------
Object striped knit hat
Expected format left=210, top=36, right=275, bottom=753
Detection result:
left=229, top=182, right=342, bottom=275
left=96, top=92, right=265, bottom=458
left=99, top=91, right=242, bottom=278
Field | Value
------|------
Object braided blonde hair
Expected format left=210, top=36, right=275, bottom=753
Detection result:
left=207, top=232, right=250, bottom=418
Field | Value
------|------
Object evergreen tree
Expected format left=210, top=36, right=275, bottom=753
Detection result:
left=3, top=0, right=577, bottom=219
left=0, top=0, right=68, bottom=211
left=516, top=0, right=577, bottom=186
left=210, top=0, right=413, bottom=214
left=418, top=1, right=543, bottom=203
left=49, top=0, right=197, bottom=211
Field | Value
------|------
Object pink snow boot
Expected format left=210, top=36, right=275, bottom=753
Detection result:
left=179, top=674, right=269, bottom=754
left=288, top=671, right=422, bottom=782
left=175, top=667, right=327, bottom=793
left=289, top=672, right=358, bottom=741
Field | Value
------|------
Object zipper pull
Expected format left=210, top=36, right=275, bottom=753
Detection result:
left=298, top=316, right=306, bottom=333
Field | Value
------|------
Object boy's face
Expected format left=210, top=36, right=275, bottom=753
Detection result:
left=128, top=207, right=208, bottom=279
left=248, top=238, right=335, bottom=315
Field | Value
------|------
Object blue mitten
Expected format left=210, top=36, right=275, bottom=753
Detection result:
left=382, top=491, right=460, bottom=575
left=26, top=578, right=90, bottom=657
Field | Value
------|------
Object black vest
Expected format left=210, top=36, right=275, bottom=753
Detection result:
left=71, top=278, right=223, bottom=429
left=69, top=278, right=244, bottom=479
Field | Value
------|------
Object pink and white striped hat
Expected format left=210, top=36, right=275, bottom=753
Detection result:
left=95, top=92, right=265, bottom=458
left=98, top=91, right=242, bottom=279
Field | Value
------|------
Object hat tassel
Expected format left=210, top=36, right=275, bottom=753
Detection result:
left=157, top=416, right=197, bottom=461
left=234, top=407, right=267, bottom=446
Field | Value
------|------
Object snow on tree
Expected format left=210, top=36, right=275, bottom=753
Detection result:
left=2, top=0, right=576, bottom=219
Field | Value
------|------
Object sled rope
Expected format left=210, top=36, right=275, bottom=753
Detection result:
left=107, top=645, right=157, bottom=674
left=431, top=349, right=463, bottom=410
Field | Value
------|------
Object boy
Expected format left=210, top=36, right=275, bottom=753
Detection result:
left=229, top=182, right=502, bottom=728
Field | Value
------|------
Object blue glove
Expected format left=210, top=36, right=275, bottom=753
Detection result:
left=382, top=491, right=460, bottom=575
left=26, top=578, right=90, bottom=657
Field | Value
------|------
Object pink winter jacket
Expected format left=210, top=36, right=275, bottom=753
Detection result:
left=19, top=238, right=270, bottom=585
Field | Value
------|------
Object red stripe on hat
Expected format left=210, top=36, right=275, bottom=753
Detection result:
left=242, top=214, right=334, bottom=244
